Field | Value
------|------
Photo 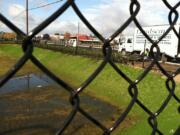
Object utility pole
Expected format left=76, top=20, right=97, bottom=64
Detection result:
left=26, top=0, right=29, bottom=35
left=77, top=21, right=79, bottom=46
left=177, top=27, right=180, bottom=56
left=75, top=22, right=79, bottom=54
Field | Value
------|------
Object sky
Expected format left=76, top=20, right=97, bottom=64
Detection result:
left=0, top=0, right=180, bottom=37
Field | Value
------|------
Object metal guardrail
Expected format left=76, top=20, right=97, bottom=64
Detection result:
left=0, top=0, right=180, bottom=135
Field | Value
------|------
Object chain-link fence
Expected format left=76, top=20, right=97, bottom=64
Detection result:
left=0, top=0, right=180, bottom=134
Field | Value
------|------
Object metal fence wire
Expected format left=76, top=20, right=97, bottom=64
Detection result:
left=0, top=0, right=180, bottom=135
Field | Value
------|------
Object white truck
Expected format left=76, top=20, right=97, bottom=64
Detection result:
left=118, top=24, right=180, bottom=60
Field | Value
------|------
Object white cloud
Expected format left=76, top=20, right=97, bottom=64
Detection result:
left=45, top=21, right=77, bottom=34
left=41, top=20, right=90, bottom=35
left=83, top=0, right=130, bottom=36
left=83, top=0, right=180, bottom=36
left=7, top=3, right=38, bottom=33
left=1, top=0, right=180, bottom=36
left=0, top=21, right=12, bottom=32
left=8, top=4, right=25, bottom=17
left=0, top=1, right=3, bottom=12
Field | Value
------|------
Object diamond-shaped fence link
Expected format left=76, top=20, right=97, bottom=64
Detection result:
left=0, top=0, right=180, bottom=135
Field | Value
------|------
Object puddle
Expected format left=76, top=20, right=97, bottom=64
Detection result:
left=0, top=74, right=55, bottom=93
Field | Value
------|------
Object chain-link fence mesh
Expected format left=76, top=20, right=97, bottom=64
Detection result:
left=0, top=0, right=180, bottom=134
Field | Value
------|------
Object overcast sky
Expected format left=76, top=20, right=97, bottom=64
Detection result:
left=0, top=0, right=180, bottom=37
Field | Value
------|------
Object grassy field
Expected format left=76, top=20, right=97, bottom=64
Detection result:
left=0, top=44, right=179, bottom=135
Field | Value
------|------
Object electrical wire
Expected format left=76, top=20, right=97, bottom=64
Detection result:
left=2, top=0, right=64, bottom=22
left=29, top=0, right=63, bottom=11
left=0, top=0, right=63, bottom=29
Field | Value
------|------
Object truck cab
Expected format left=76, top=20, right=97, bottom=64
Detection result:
left=68, top=38, right=77, bottom=47
left=118, top=36, right=133, bottom=53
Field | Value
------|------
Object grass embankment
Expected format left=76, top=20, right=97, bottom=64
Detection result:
left=0, top=44, right=179, bottom=135
left=0, top=45, right=39, bottom=76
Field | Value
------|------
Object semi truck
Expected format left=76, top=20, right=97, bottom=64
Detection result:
left=118, top=24, right=180, bottom=61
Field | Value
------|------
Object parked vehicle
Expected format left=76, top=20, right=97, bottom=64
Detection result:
left=118, top=24, right=180, bottom=61
left=68, top=38, right=102, bottom=48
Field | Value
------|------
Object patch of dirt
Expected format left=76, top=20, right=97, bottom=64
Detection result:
left=174, top=75, right=180, bottom=83
left=129, top=61, right=180, bottom=83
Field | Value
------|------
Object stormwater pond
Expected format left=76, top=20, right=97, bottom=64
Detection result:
left=0, top=74, right=54, bottom=93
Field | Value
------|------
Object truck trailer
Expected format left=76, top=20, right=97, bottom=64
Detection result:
left=118, top=24, right=180, bottom=60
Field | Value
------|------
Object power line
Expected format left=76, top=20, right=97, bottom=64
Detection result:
left=31, top=1, right=49, bottom=8
left=0, top=0, right=63, bottom=29
left=5, top=0, right=64, bottom=21
left=29, top=0, right=63, bottom=11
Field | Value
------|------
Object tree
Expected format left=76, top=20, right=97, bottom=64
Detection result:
left=54, top=33, right=60, bottom=35
left=64, top=32, right=71, bottom=39
left=43, top=34, right=50, bottom=40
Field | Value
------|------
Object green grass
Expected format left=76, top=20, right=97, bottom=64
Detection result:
left=0, top=44, right=179, bottom=135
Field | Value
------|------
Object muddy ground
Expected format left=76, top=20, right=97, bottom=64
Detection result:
left=128, top=61, right=180, bottom=83
left=0, top=86, right=135, bottom=135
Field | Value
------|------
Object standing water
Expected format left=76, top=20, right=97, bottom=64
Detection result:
left=0, top=73, right=54, bottom=93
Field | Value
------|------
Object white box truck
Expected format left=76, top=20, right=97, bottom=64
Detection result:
left=118, top=24, right=180, bottom=60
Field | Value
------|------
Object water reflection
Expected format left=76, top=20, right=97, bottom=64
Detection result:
left=0, top=74, right=54, bottom=93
